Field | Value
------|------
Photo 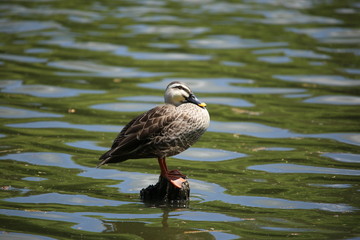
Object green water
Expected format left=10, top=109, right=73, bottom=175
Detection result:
left=1, top=0, right=359, bottom=239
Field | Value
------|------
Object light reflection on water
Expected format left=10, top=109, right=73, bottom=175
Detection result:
left=90, top=103, right=157, bottom=112
left=6, top=120, right=360, bottom=146
left=0, top=106, right=62, bottom=119
left=6, top=121, right=121, bottom=133
left=173, top=148, right=247, bottom=161
left=48, top=60, right=165, bottom=78
left=1, top=80, right=104, bottom=98
left=303, top=95, right=360, bottom=105
left=188, top=35, right=287, bottom=49
left=0, top=208, right=243, bottom=234
left=4, top=193, right=128, bottom=207
left=139, top=78, right=305, bottom=94
left=248, top=163, right=360, bottom=176
left=119, top=95, right=254, bottom=107
left=321, top=153, right=360, bottom=163
left=66, top=141, right=246, bottom=162
left=0, top=152, right=354, bottom=213
left=274, top=75, right=360, bottom=87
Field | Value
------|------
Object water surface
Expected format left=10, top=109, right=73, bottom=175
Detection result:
left=0, top=0, right=359, bottom=240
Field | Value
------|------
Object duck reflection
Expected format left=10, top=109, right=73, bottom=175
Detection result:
left=101, top=209, right=215, bottom=240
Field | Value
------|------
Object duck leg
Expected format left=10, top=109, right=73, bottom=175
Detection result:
left=158, top=157, right=186, bottom=188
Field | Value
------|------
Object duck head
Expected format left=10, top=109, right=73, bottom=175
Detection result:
left=165, top=81, right=207, bottom=108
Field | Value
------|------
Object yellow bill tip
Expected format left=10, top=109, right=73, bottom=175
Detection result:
left=198, top=102, right=207, bottom=107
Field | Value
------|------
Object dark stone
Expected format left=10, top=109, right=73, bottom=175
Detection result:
left=140, top=175, right=190, bottom=208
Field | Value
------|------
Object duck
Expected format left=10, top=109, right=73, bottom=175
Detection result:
left=98, top=81, right=210, bottom=188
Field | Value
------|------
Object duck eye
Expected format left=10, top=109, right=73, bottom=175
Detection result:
left=173, top=86, right=184, bottom=90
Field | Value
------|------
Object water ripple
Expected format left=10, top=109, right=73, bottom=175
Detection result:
left=0, top=20, right=64, bottom=33
left=322, top=153, right=360, bottom=163
left=4, top=193, right=128, bottom=206
left=5, top=121, right=120, bottom=133
left=22, top=177, right=47, bottom=182
left=66, top=141, right=108, bottom=151
left=287, top=27, right=360, bottom=44
left=303, top=95, right=360, bottom=105
left=0, top=208, right=242, bottom=233
left=0, top=106, right=62, bottom=119
left=274, top=75, right=360, bottom=87
left=253, top=48, right=330, bottom=59
left=237, top=9, right=341, bottom=25
left=139, top=78, right=305, bottom=94
left=248, top=163, right=360, bottom=176
left=0, top=53, right=48, bottom=63
left=48, top=60, right=164, bottom=78
left=1, top=152, right=354, bottom=213
left=189, top=35, right=287, bottom=49
left=174, top=148, right=247, bottom=161
left=125, top=24, right=209, bottom=37
left=1, top=80, right=104, bottom=98
left=90, top=103, right=157, bottom=112
left=119, top=95, right=254, bottom=107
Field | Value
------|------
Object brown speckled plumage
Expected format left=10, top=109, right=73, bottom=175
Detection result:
left=98, top=81, right=210, bottom=168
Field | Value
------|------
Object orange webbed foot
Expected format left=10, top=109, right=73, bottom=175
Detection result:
left=165, top=170, right=187, bottom=188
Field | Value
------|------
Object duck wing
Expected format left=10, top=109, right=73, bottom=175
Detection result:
left=98, top=104, right=179, bottom=166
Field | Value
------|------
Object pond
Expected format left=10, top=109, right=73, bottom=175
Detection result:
left=0, top=0, right=359, bottom=239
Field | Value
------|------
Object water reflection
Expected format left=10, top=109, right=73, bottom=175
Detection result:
left=321, top=153, right=360, bottom=163
left=90, top=103, right=157, bottom=112
left=257, top=56, right=292, bottom=64
left=114, top=47, right=211, bottom=61
left=255, top=147, right=295, bottom=151
left=125, top=24, right=209, bottom=37
left=174, top=148, right=247, bottom=161
left=0, top=232, right=56, bottom=240
left=25, top=48, right=52, bottom=54
left=189, top=35, right=287, bottom=49
left=303, top=95, right=360, bottom=105
left=66, top=141, right=107, bottom=151
left=6, top=119, right=360, bottom=147
left=221, top=61, right=245, bottom=67
left=209, top=121, right=296, bottom=138
left=6, top=121, right=120, bottom=132
left=274, top=75, right=360, bottom=87
left=5, top=193, right=128, bottom=207
left=140, top=78, right=305, bottom=94
left=1, top=4, right=102, bottom=20
left=0, top=208, right=242, bottom=234
left=0, top=20, right=64, bottom=33
left=22, top=177, right=47, bottom=182
left=342, top=68, right=360, bottom=75
left=210, top=121, right=360, bottom=146
left=148, top=43, right=180, bottom=49
left=0, top=53, right=47, bottom=63
left=253, top=48, right=330, bottom=59
left=0, top=151, right=354, bottom=212
left=119, top=95, right=254, bottom=107
left=248, top=163, right=360, bottom=176
left=119, top=95, right=163, bottom=102
left=236, top=9, right=341, bottom=25
left=1, top=80, right=104, bottom=98
left=0, top=152, right=80, bottom=169
left=308, top=184, right=352, bottom=189
left=287, top=27, right=360, bottom=44
left=0, top=106, right=62, bottom=119
left=190, top=179, right=354, bottom=212
left=48, top=60, right=164, bottom=78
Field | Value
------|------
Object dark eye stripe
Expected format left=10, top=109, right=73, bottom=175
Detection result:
left=173, top=85, right=191, bottom=95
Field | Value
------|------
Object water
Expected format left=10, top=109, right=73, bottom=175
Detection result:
left=0, top=0, right=359, bottom=239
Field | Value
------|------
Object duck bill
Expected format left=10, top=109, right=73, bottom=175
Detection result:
left=187, top=94, right=207, bottom=108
